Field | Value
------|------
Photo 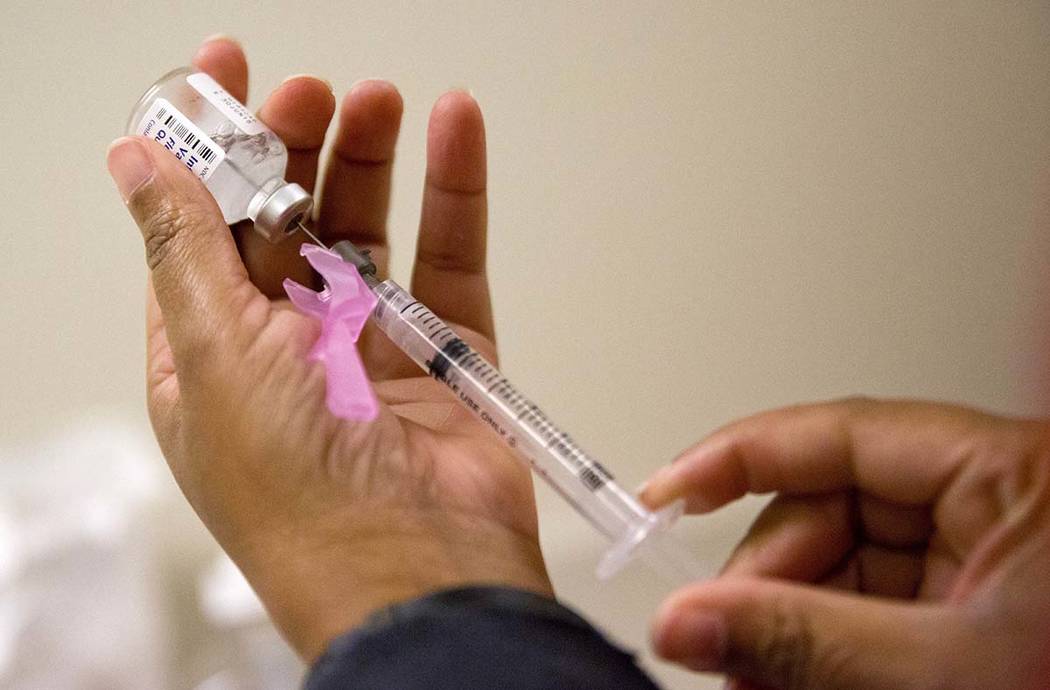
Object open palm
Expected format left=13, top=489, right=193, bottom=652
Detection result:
left=119, top=38, right=551, bottom=661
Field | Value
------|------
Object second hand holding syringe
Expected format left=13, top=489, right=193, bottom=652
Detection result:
left=309, top=228, right=699, bottom=581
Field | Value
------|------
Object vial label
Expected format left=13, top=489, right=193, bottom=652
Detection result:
left=136, top=98, right=225, bottom=181
left=186, top=72, right=266, bottom=135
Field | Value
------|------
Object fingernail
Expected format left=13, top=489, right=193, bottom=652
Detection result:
left=646, top=463, right=677, bottom=493
left=282, top=73, right=333, bottom=92
left=656, top=609, right=726, bottom=671
left=638, top=467, right=672, bottom=508
left=202, top=33, right=240, bottom=46
left=107, top=138, right=154, bottom=201
left=444, top=86, right=478, bottom=103
left=350, top=77, right=387, bottom=90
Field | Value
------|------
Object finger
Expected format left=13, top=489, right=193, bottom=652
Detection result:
left=818, top=555, right=861, bottom=591
left=854, top=545, right=926, bottom=598
left=191, top=35, right=248, bottom=103
left=109, top=136, right=260, bottom=366
left=314, top=80, right=406, bottom=379
left=410, top=91, right=493, bottom=339
left=857, top=493, right=933, bottom=548
left=721, top=494, right=854, bottom=582
left=317, top=80, right=403, bottom=276
left=640, top=398, right=1029, bottom=513
left=722, top=494, right=926, bottom=598
left=257, top=76, right=335, bottom=194
left=651, top=576, right=960, bottom=689
left=145, top=277, right=179, bottom=446
left=236, top=76, right=336, bottom=297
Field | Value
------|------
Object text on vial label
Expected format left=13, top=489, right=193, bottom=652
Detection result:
left=136, top=99, right=226, bottom=182
left=186, top=72, right=266, bottom=135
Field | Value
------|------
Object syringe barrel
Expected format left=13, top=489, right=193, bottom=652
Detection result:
left=371, top=280, right=655, bottom=545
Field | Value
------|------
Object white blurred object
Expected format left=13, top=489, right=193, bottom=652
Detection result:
left=194, top=555, right=301, bottom=690
left=0, top=420, right=166, bottom=688
left=0, top=417, right=302, bottom=689
left=199, top=555, right=267, bottom=629
left=0, top=509, right=23, bottom=679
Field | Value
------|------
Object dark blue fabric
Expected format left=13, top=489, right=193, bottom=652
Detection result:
left=304, top=586, right=661, bottom=689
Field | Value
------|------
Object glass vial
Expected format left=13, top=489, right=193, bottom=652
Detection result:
left=126, top=67, right=312, bottom=243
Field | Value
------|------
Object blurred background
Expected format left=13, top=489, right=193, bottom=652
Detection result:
left=1, top=1, right=1048, bottom=688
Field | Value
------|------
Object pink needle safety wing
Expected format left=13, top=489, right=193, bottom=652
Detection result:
left=283, top=244, right=379, bottom=421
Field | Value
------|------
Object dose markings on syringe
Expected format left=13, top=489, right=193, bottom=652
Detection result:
left=436, top=334, right=614, bottom=490
left=381, top=285, right=615, bottom=492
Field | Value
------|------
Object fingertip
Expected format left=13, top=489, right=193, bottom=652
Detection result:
left=429, top=90, right=485, bottom=143
left=106, top=134, right=143, bottom=159
left=642, top=441, right=745, bottom=515
left=651, top=591, right=686, bottom=654
left=259, top=76, right=336, bottom=149
left=335, top=80, right=403, bottom=162
left=107, top=136, right=155, bottom=201
left=650, top=610, right=674, bottom=659
left=193, top=34, right=244, bottom=63
left=192, top=35, right=248, bottom=102
left=651, top=581, right=712, bottom=644
left=639, top=463, right=678, bottom=508
left=343, top=79, right=403, bottom=120
left=114, top=137, right=226, bottom=227
left=201, top=33, right=240, bottom=47
left=649, top=592, right=727, bottom=670
left=430, top=89, right=483, bottom=127
left=282, top=73, right=333, bottom=92
left=426, top=90, right=486, bottom=193
left=277, top=74, right=336, bottom=101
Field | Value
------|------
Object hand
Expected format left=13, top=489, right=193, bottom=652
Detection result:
left=641, top=398, right=1050, bottom=690
left=107, top=37, right=551, bottom=661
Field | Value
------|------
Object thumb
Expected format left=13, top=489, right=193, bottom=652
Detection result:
left=107, top=136, right=258, bottom=364
left=651, top=576, right=959, bottom=689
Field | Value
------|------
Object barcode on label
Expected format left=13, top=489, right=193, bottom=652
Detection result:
left=156, top=107, right=218, bottom=164
left=138, top=98, right=225, bottom=182
left=579, top=465, right=610, bottom=491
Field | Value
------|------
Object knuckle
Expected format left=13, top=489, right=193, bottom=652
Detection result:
left=806, top=635, right=862, bottom=690
left=172, top=328, right=219, bottom=377
left=741, top=598, right=820, bottom=690
left=142, top=208, right=178, bottom=270
left=415, top=243, right=486, bottom=276
left=741, top=598, right=935, bottom=690
left=134, top=193, right=212, bottom=273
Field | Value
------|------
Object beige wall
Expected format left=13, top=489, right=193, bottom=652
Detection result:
left=2, top=2, right=1048, bottom=688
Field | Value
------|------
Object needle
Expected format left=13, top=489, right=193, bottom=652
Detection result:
left=297, top=220, right=328, bottom=249
left=296, top=223, right=378, bottom=283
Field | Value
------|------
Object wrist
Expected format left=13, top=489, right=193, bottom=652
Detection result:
left=236, top=504, right=552, bottom=661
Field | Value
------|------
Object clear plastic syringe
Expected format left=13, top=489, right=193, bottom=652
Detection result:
left=316, top=231, right=698, bottom=581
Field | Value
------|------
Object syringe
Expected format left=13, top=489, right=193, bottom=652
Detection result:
left=303, top=226, right=698, bottom=581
